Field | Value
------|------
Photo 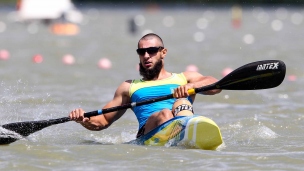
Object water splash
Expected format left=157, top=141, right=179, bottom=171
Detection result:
left=0, top=80, right=61, bottom=123
left=247, top=125, right=278, bottom=139
left=223, top=117, right=278, bottom=148
left=80, top=131, right=136, bottom=145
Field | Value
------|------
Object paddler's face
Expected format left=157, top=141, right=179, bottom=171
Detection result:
left=137, top=38, right=167, bottom=70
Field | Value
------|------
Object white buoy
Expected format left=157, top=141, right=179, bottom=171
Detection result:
left=193, top=32, right=205, bottom=42
left=243, top=34, right=255, bottom=44
left=271, top=20, right=283, bottom=31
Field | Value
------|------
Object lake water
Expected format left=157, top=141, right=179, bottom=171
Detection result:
left=0, top=4, right=303, bottom=171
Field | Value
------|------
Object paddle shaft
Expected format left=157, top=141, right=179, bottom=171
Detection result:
left=84, top=94, right=174, bottom=118
left=84, top=83, right=218, bottom=117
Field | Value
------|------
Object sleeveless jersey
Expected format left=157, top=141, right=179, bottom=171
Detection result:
left=129, top=73, right=193, bottom=129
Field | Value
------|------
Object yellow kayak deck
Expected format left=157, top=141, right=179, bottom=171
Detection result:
left=135, top=115, right=223, bottom=150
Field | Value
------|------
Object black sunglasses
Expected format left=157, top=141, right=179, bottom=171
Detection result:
left=136, top=46, right=164, bottom=56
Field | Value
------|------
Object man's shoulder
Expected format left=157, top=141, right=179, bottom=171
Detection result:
left=181, top=71, right=205, bottom=82
left=120, top=80, right=132, bottom=86
left=115, top=80, right=132, bottom=97
left=117, top=80, right=132, bottom=90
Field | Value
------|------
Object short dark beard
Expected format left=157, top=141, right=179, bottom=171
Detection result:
left=139, top=59, right=163, bottom=80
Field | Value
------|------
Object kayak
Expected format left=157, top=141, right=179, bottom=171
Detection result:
left=135, top=115, right=223, bottom=150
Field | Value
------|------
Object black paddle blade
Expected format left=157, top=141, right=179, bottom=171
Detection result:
left=0, top=117, right=70, bottom=145
left=0, top=130, right=23, bottom=145
left=216, top=60, right=286, bottom=90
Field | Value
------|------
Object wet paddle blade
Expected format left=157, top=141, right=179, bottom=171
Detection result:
left=0, top=137, right=19, bottom=145
left=196, top=60, right=286, bottom=92
left=0, top=128, right=23, bottom=145
left=0, top=117, right=70, bottom=145
left=218, top=60, right=286, bottom=90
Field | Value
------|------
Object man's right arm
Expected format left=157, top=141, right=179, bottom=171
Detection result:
left=69, top=80, right=132, bottom=131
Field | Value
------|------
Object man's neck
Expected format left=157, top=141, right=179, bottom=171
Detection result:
left=144, top=70, right=172, bottom=81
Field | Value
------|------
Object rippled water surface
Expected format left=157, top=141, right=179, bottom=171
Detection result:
left=0, top=5, right=303, bottom=171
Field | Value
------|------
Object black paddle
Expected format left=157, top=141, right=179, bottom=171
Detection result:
left=0, top=60, right=286, bottom=145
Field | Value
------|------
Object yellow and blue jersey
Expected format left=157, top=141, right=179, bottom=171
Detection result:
left=129, top=73, right=193, bottom=129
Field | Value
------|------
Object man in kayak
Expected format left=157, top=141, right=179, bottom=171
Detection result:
left=69, top=33, right=221, bottom=138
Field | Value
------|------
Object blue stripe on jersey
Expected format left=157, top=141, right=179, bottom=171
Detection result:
left=131, top=84, right=192, bottom=129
